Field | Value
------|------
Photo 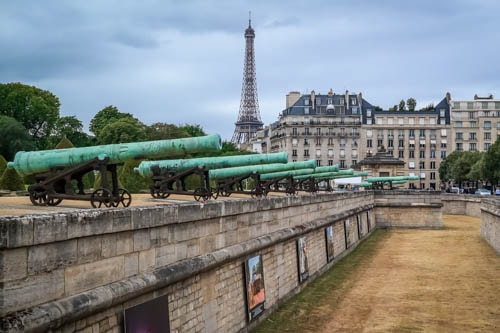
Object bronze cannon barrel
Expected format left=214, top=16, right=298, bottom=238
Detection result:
left=208, top=160, right=317, bottom=180
left=134, top=152, right=288, bottom=177
left=8, top=134, right=222, bottom=177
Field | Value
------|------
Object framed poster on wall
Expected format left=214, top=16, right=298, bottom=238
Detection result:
left=325, top=225, right=335, bottom=262
left=344, top=219, right=351, bottom=249
left=124, top=294, right=170, bottom=333
left=297, top=237, right=309, bottom=283
left=244, top=254, right=266, bottom=322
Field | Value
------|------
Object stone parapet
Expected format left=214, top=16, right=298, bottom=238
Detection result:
left=480, top=198, right=500, bottom=254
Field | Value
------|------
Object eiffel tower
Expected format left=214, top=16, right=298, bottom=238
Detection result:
left=231, top=15, right=263, bottom=145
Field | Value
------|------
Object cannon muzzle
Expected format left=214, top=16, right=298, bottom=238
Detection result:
left=208, top=160, right=317, bottom=180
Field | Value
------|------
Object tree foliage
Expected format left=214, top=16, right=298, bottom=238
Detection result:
left=0, top=82, right=60, bottom=148
left=0, top=155, right=7, bottom=175
left=178, top=124, right=206, bottom=137
left=0, top=115, right=34, bottom=161
left=49, top=116, right=94, bottom=148
left=89, top=105, right=136, bottom=138
left=118, top=160, right=149, bottom=193
left=145, top=122, right=191, bottom=141
left=439, top=150, right=484, bottom=185
left=483, top=137, right=500, bottom=185
left=398, top=99, right=406, bottom=111
left=98, top=117, right=146, bottom=144
left=0, top=167, right=25, bottom=191
left=407, top=98, right=416, bottom=111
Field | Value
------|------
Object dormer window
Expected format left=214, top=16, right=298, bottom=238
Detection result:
left=351, top=98, right=357, bottom=105
left=304, top=98, right=309, bottom=106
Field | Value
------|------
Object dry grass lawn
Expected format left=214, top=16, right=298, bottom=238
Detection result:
left=253, top=215, right=500, bottom=332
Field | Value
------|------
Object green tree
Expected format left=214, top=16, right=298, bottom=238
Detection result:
left=483, top=137, right=500, bottom=186
left=0, top=82, right=60, bottom=149
left=145, top=122, right=190, bottom=141
left=89, top=105, right=136, bottom=138
left=398, top=99, right=406, bottom=111
left=0, top=167, right=25, bottom=191
left=439, top=150, right=462, bottom=183
left=0, top=155, right=7, bottom=175
left=49, top=116, right=95, bottom=148
left=118, top=160, right=149, bottom=193
left=0, top=115, right=34, bottom=161
left=407, top=98, right=417, bottom=111
left=98, top=117, right=146, bottom=144
left=178, top=124, right=206, bottom=137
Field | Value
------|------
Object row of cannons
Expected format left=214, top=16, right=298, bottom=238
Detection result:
left=7, top=134, right=418, bottom=208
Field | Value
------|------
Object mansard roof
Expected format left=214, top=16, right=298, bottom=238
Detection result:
left=281, top=91, right=373, bottom=117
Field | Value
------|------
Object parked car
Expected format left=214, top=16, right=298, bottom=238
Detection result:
left=475, top=189, right=491, bottom=196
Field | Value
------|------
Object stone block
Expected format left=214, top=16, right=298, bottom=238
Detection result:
left=0, top=216, right=34, bottom=248
left=28, top=240, right=77, bottom=274
left=77, top=236, right=102, bottom=264
left=139, top=248, right=156, bottom=272
left=1, top=269, right=64, bottom=316
left=65, top=256, right=124, bottom=295
left=0, top=247, right=27, bottom=282
left=116, top=231, right=133, bottom=255
left=124, top=253, right=138, bottom=277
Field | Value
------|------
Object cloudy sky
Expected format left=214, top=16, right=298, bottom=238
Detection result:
left=2, top=0, right=499, bottom=141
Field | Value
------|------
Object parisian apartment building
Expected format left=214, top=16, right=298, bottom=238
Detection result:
left=253, top=90, right=500, bottom=190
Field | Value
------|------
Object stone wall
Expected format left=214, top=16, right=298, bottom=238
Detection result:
left=0, top=191, right=441, bottom=333
left=373, top=190, right=443, bottom=229
left=480, top=198, right=500, bottom=254
left=441, top=194, right=482, bottom=217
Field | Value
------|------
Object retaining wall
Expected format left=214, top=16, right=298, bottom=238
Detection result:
left=480, top=198, right=500, bottom=254
left=0, top=191, right=440, bottom=333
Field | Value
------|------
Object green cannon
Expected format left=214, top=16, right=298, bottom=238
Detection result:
left=8, top=134, right=222, bottom=177
left=7, top=134, right=222, bottom=207
left=209, top=160, right=316, bottom=180
left=362, top=175, right=420, bottom=189
left=134, top=152, right=288, bottom=177
left=211, top=160, right=317, bottom=198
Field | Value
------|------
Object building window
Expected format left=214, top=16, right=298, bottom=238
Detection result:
left=419, top=129, right=425, bottom=137
left=441, top=141, right=447, bottom=148
left=316, top=128, right=321, bottom=135
left=339, top=160, right=346, bottom=168
left=367, top=139, right=372, bottom=148
left=469, top=143, right=476, bottom=152
left=409, top=129, right=415, bottom=137
left=304, top=149, right=309, bottom=157
left=497, top=121, right=500, bottom=129
left=328, top=138, right=334, bottom=145
left=316, top=137, right=321, bottom=145
left=441, top=151, right=447, bottom=158
left=409, top=118, right=415, bottom=125
left=456, top=121, right=462, bottom=128
left=484, top=121, right=491, bottom=129
left=388, top=139, right=394, bottom=148
left=485, top=143, right=491, bottom=151
left=469, top=132, right=476, bottom=141
left=430, top=172, right=436, bottom=180
left=399, top=139, right=404, bottom=147
left=328, top=160, right=334, bottom=166
left=352, top=160, right=357, bottom=167
left=399, top=129, right=404, bottom=137
left=304, top=138, right=309, bottom=145
left=316, top=149, right=321, bottom=157
left=377, top=139, right=383, bottom=148
left=328, top=149, right=334, bottom=157
left=456, top=132, right=463, bottom=140
left=409, top=150, right=415, bottom=158
left=292, top=128, right=297, bottom=136
left=305, top=127, right=310, bottom=135
left=419, top=151, right=425, bottom=158
left=304, top=98, right=309, bottom=106
left=419, top=161, right=425, bottom=169
left=468, top=111, right=475, bottom=120
left=398, top=118, right=404, bottom=125
left=292, top=149, right=297, bottom=157
left=316, top=160, right=321, bottom=167
left=456, top=143, right=463, bottom=151
left=398, top=151, right=404, bottom=158
left=441, top=129, right=447, bottom=136
left=430, top=161, right=436, bottom=169
left=430, top=150, right=436, bottom=158
left=470, top=121, right=476, bottom=128
left=419, top=117, right=425, bottom=125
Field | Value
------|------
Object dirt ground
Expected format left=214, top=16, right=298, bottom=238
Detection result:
left=316, top=215, right=500, bottom=333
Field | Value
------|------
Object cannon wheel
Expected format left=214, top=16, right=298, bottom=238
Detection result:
left=117, top=188, right=132, bottom=207
left=150, top=185, right=170, bottom=199
left=29, top=185, right=48, bottom=206
left=193, top=188, right=211, bottom=202
left=91, top=188, right=113, bottom=208
left=47, top=197, right=63, bottom=206
left=211, top=187, right=219, bottom=200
